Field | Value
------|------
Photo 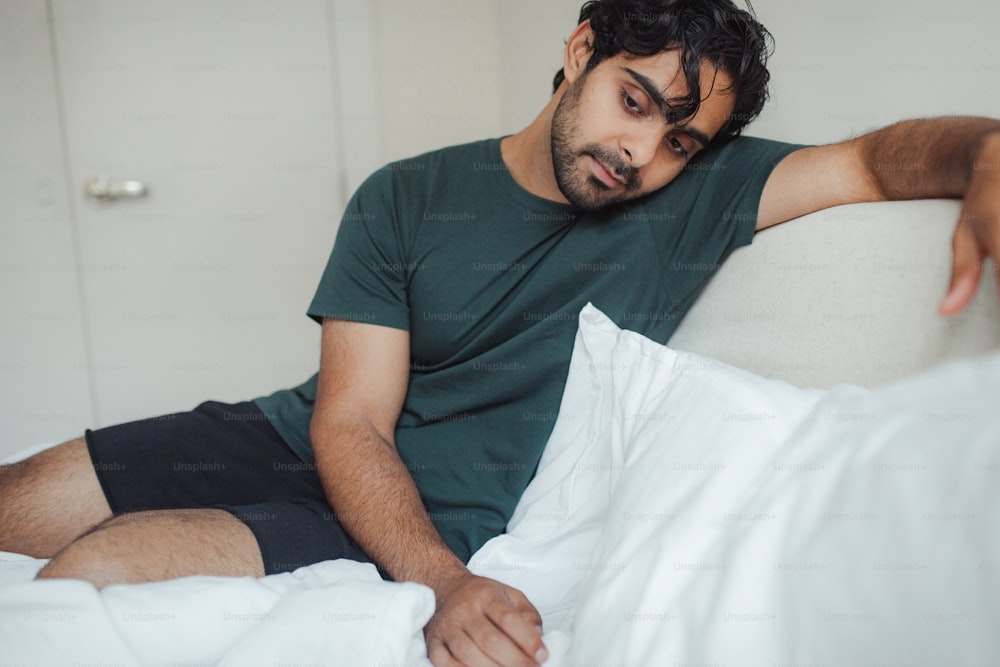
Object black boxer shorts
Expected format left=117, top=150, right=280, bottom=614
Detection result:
left=84, top=400, right=378, bottom=576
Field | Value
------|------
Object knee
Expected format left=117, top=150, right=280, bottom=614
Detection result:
left=35, top=509, right=265, bottom=587
left=35, top=553, right=126, bottom=589
left=35, top=517, right=132, bottom=588
left=0, top=436, right=110, bottom=557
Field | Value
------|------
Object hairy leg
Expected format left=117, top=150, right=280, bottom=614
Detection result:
left=36, top=508, right=265, bottom=588
left=0, top=437, right=112, bottom=557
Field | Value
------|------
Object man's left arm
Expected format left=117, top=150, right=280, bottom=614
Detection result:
left=757, top=116, right=1000, bottom=315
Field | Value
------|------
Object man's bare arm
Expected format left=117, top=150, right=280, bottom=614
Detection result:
left=757, top=116, right=1000, bottom=315
left=309, top=318, right=547, bottom=667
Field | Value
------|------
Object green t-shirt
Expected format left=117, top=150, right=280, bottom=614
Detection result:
left=254, top=135, right=804, bottom=562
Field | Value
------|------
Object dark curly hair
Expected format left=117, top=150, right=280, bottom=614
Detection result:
left=552, top=0, right=773, bottom=142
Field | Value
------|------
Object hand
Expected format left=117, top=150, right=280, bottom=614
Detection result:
left=424, top=572, right=548, bottom=667
left=941, top=133, right=1000, bottom=316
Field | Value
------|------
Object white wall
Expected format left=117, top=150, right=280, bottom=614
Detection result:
left=348, top=0, right=578, bottom=165
left=751, top=0, right=1000, bottom=144
left=497, top=0, right=583, bottom=133
left=368, top=0, right=1000, bottom=159
left=370, top=0, right=505, bottom=163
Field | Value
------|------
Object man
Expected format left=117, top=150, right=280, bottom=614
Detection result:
left=1, top=1, right=998, bottom=665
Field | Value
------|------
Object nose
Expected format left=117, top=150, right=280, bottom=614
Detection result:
left=620, top=123, right=664, bottom=169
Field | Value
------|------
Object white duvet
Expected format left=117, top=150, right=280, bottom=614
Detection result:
left=0, top=556, right=436, bottom=666
left=0, top=552, right=576, bottom=666
left=2, top=304, right=998, bottom=666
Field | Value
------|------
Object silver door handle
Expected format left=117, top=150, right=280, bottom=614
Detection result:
left=84, top=175, right=149, bottom=202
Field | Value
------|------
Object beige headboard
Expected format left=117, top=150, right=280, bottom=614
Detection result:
left=669, top=199, right=1000, bottom=388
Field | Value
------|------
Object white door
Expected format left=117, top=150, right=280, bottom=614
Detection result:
left=0, top=0, right=92, bottom=455
left=51, top=0, right=346, bottom=426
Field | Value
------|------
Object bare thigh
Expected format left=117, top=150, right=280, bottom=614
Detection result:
left=35, top=508, right=265, bottom=588
left=0, top=437, right=112, bottom=557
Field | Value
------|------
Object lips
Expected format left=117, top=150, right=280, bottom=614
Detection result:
left=589, top=155, right=624, bottom=187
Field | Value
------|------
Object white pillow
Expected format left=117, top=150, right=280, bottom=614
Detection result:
left=468, top=303, right=824, bottom=630
left=467, top=303, right=620, bottom=630
left=568, top=309, right=1000, bottom=666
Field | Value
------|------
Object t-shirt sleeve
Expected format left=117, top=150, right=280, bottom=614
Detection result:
left=638, top=136, right=810, bottom=320
left=306, top=169, right=411, bottom=331
left=689, top=136, right=810, bottom=252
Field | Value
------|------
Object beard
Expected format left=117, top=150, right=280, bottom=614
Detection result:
left=550, top=73, right=642, bottom=210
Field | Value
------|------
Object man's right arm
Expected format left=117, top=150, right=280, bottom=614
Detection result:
left=309, top=317, right=548, bottom=667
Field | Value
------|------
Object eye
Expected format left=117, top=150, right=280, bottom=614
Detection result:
left=620, top=88, right=644, bottom=117
left=666, top=135, right=690, bottom=159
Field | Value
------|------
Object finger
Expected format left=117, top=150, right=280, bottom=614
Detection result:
left=427, top=635, right=465, bottom=667
left=484, top=595, right=548, bottom=665
left=941, top=216, right=984, bottom=316
left=462, top=609, right=537, bottom=667
left=503, top=585, right=545, bottom=638
left=448, top=628, right=505, bottom=667
left=503, top=585, right=542, bottom=621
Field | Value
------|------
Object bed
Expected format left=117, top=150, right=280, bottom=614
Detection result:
left=2, top=199, right=999, bottom=666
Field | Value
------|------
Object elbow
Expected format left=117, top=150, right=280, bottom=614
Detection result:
left=309, top=406, right=396, bottom=465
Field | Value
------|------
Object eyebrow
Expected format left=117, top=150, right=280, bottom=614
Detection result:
left=620, top=66, right=712, bottom=149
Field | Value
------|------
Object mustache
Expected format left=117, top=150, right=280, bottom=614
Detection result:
left=583, top=144, right=640, bottom=190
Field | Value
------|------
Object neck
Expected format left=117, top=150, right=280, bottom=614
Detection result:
left=500, top=91, right=571, bottom=205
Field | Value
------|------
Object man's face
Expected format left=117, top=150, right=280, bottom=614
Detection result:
left=551, top=49, right=736, bottom=210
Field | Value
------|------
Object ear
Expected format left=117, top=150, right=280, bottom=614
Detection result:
left=562, top=19, right=596, bottom=86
